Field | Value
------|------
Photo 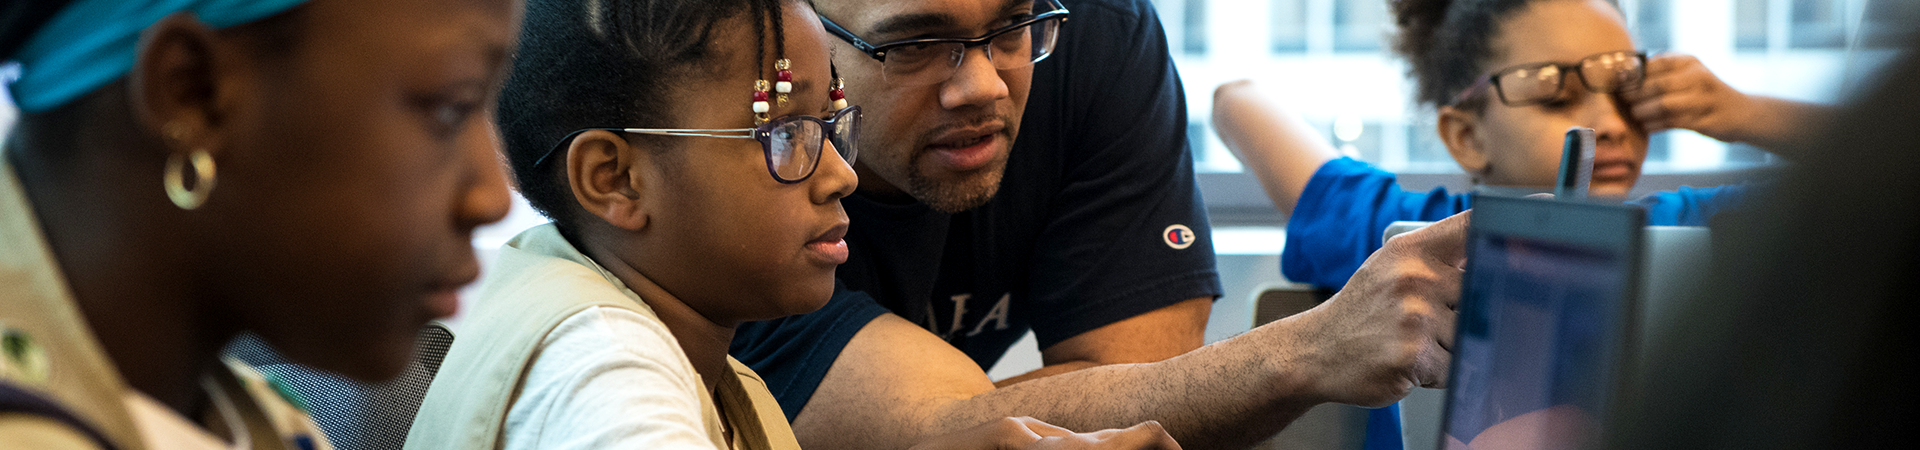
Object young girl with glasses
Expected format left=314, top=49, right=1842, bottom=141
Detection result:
left=0, top=0, right=518, bottom=448
left=404, top=0, right=1179, bottom=449
left=1211, top=1, right=1827, bottom=446
left=1212, top=0, right=1828, bottom=290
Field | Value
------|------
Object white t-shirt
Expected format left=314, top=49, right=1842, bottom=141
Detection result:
left=501, top=306, right=722, bottom=450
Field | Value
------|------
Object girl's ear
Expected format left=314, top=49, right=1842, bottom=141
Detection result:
left=1438, top=105, right=1492, bottom=179
left=128, top=14, right=234, bottom=157
left=566, top=130, right=650, bottom=231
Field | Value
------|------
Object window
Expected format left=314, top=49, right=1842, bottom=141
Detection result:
left=1735, top=0, right=1770, bottom=51
left=1332, top=117, right=1384, bottom=162
left=1725, top=143, right=1774, bottom=165
left=1183, top=0, right=1209, bottom=56
left=1187, top=121, right=1210, bottom=159
left=0, top=64, right=15, bottom=144
left=1332, top=0, right=1388, bottom=52
left=1644, top=133, right=1671, bottom=165
left=1633, top=0, right=1672, bottom=51
left=1790, top=0, right=1848, bottom=49
left=1406, top=120, right=1453, bottom=166
left=1271, top=0, right=1308, bottom=53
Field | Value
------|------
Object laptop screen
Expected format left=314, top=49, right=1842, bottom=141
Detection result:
left=1440, top=196, right=1640, bottom=450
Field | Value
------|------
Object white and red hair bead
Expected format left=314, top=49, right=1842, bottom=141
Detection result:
left=830, top=78, right=848, bottom=111
left=752, top=79, right=772, bottom=124
left=774, top=59, right=794, bottom=106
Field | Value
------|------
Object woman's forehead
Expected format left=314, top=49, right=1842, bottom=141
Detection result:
left=299, top=0, right=519, bottom=57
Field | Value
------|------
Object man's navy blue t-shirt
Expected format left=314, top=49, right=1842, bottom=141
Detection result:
left=730, top=0, right=1223, bottom=421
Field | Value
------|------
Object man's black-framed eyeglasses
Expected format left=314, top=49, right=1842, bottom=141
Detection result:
left=1452, top=51, right=1648, bottom=107
left=820, top=0, right=1069, bottom=87
left=536, top=106, right=861, bottom=184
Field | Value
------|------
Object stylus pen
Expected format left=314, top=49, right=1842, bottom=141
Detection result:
left=1557, top=126, right=1596, bottom=199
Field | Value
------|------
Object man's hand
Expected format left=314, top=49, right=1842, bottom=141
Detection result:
left=1276, top=210, right=1470, bottom=407
left=908, top=417, right=1183, bottom=450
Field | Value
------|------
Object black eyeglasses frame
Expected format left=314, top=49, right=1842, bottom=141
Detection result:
left=819, top=0, right=1069, bottom=63
left=1452, top=51, right=1649, bottom=108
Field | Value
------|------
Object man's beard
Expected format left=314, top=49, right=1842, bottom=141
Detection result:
left=896, top=112, right=1017, bottom=213
left=904, top=149, right=1007, bottom=213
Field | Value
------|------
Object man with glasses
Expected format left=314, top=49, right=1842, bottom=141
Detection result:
left=731, top=0, right=1472, bottom=448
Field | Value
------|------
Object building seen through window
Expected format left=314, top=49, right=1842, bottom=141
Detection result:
left=1736, top=0, right=1770, bottom=51
left=1332, top=0, right=1387, bottom=52
left=1632, top=0, right=1671, bottom=50
left=1271, top=0, right=1307, bottom=53
left=1791, top=0, right=1848, bottom=49
left=1184, top=0, right=1209, bottom=55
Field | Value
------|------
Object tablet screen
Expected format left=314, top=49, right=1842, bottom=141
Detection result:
left=1441, top=231, right=1631, bottom=450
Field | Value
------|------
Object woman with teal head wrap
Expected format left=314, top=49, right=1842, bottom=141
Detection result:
left=8, top=0, right=311, bottom=113
left=0, top=0, right=522, bottom=448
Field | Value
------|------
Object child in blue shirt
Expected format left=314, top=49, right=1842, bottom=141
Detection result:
left=1212, top=0, right=1826, bottom=447
left=1214, top=1, right=1819, bottom=292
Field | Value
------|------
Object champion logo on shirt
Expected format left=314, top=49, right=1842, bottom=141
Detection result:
left=1163, top=224, right=1195, bottom=250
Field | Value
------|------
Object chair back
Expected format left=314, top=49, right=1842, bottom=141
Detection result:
left=223, top=322, right=455, bottom=450
left=1248, top=283, right=1369, bottom=450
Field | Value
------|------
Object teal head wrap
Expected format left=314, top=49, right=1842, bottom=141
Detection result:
left=6, top=0, right=309, bottom=113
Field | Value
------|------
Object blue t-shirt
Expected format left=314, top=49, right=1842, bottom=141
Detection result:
left=1283, top=157, right=1749, bottom=449
left=731, top=0, right=1223, bottom=421
left=1282, top=157, right=1751, bottom=289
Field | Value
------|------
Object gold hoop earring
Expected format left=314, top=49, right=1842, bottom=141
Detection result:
left=164, top=149, right=217, bottom=210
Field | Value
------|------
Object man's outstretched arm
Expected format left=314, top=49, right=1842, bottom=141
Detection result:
left=792, top=212, right=1472, bottom=450
left=993, top=297, right=1213, bottom=388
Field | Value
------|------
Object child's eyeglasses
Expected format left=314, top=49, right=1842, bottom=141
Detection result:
left=539, top=106, right=861, bottom=184
left=1452, top=51, right=1647, bottom=107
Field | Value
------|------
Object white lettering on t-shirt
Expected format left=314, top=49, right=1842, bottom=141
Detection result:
left=966, top=293, right=1013, bottom=337
left=948, top=293, right=972, bottom=336
left=919, top=300, right=941, bottom=333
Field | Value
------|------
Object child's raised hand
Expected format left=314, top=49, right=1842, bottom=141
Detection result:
left=1621, top=53, right=1831, bottom=152
left=1620, top=53, right=1756, bottom=141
